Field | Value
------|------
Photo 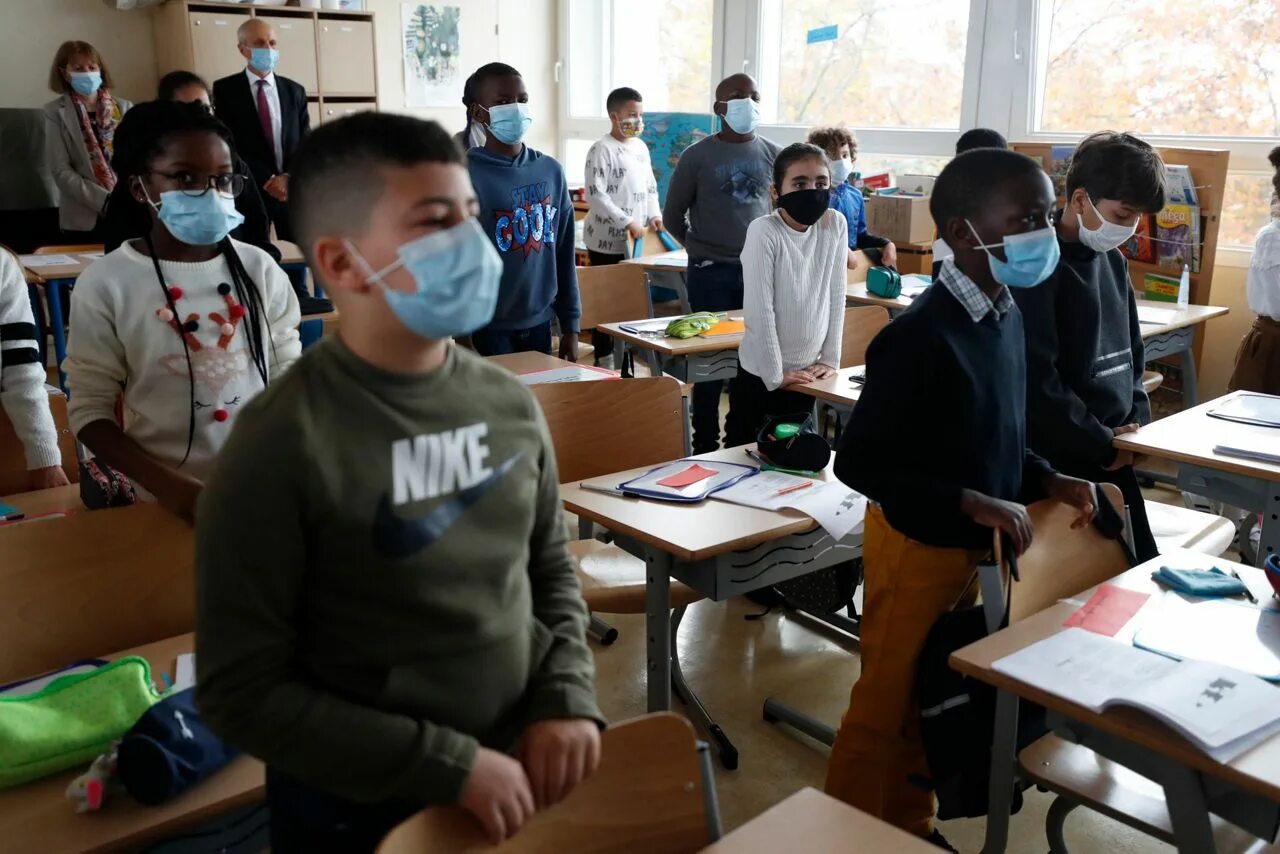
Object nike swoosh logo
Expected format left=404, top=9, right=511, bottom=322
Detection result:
left=372, top=452, right=524, bottom=559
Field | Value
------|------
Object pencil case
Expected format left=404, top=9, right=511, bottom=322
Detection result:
left=867, top=266, right=902, bottom=299
left=756, top=412, right=830, bottom=473
left=118, top=688, right=238, bottom=805
left=0, top=657, right=163, bottom=788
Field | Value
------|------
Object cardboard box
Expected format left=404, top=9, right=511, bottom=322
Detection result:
left=894, top=244, right=934, bottom=276
left=866, top=193, right=935, bottom=245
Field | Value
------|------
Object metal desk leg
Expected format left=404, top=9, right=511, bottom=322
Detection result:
left=1162, top=764, right=1217, bottom=853
left=1180, top=345, right=1199, bottom=407
left=645, top=549, right=673, bottom=712
left=981, top=689, right=1019, bottom=854
left=44, top=279, right=69, bottom=393
left=697, top=742, right=724, bottom=842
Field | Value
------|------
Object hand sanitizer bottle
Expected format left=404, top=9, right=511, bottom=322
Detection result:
left=1177, top=264, right=1190, bottom=307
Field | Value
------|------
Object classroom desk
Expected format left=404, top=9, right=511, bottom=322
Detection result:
left=952, top=549, right=1280, bottom=853
left=700, top=787, right=937, bottom=853
left=844, top=281, right=913, bottom=313
left=596, top=318, right=742, bottom=386
left=561, top=445, right=862, bottom=718
left=0, top=483, right=84, bottom=520
left=486, top=351, right=578, bottom=374
left=791, top=366, right=864, bottom=409
left=620, top=249, right=691, bottom=311
left=1114, top=390, right=1279, bottom=567
left=0, top=633, right=265, bottom=853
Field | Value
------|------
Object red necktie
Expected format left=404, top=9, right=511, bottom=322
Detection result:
left=256, top=80, right=275, bottom=170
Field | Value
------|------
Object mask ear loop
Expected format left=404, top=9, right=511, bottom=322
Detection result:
left=342, top=239, right=403, bottom=289
left=965, top=219, right=1004, bottom=252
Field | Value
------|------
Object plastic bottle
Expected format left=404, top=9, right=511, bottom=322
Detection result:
left=1177, top=264, right=1190, bottom=307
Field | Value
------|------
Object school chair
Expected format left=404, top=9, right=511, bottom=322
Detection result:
left=0, top=385, right=78, bottom=495
left=0, top=503, right=193, bottom=684
left=576, top=263, right=652, bottom=371
left=1144, top=501, right=1237, bottom=557
left=1141, top=370, right=1164, bottom=396
left=530, top=378, right=736, bottom=765
left=376, top=713, right=722, bottom=854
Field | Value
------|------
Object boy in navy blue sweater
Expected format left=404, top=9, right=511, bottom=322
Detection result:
left=466, top=63, right=580, bottom=359
left=1012, top=132, right=1165, bottom=561
left=826, top=149, right=1095, bottom=846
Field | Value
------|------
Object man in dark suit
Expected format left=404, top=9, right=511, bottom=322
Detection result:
left=213, top=18, right=309, bottom=243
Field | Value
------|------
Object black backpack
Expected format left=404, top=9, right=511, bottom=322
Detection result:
left=914, top=488, right=1135, bottom=820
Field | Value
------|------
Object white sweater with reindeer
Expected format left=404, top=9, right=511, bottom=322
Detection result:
left=66, top=239, right=301, bottom=483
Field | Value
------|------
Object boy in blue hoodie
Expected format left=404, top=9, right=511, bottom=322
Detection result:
left=466, top=63, right=580, bottom=360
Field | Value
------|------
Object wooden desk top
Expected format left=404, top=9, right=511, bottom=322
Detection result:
left=1134, top=299, right=1230, bottom=337
left=702, top=787, right=937, bottom=853
left=1114, top=391, right=1280, bottom=482
left=951, top=549, right=1280, bottom=803
left=486, top=351, right=578, bottom=374
left=22, top=254, right=96, bottom=281
left=0, top=484, right=84, bottom=519
left=0, top=634, right=265, bottom=853
left=274, top=240, right=304, bottom=266
left=596, top=317, right=744, bottom=356
left=791, top=366, right=864, bottom=408
left=560, top=445, right=842, bottom=562
left=844, top=282, right=913, bottom=312
left=618, top=249, right=688, bottom=273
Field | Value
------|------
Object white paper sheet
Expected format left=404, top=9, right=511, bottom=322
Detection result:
left=649, top=251, right=689, bottom=267
left=18, top=254, right=76, bottom=267
left=1137, top=306, right=1178, bottom=325
left=713, top=471, right=867, bottom=540
left=173, top=653, right=196, bottom=692
left=1134, top=593, right=1280, bottom=681
left=518, top=365, right=617, bottom=385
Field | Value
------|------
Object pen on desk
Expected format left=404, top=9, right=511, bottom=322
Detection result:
left=1230, top=568, right=1259, bottom=604
left=775, top=481, right=813, bottom=497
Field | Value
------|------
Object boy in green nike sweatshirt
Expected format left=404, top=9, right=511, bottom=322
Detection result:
left=195, top=113, right=602, bottom=853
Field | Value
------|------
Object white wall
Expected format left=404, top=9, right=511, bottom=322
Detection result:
left=0, top=1, right=157, bottom=108
left=367, top=0, right=559, bottom=153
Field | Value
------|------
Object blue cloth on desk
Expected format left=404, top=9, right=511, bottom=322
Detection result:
left=1150, top=566, right=1247, bottom=597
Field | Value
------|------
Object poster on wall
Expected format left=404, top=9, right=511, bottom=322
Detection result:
left=639, top=112, right=716, bottom=207
left=402, top=4, right=462, bottom=108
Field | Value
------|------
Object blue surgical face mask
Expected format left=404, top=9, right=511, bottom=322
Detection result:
left=69, top=71, right=102, bottom=97
left=721, top=98, right=760, bottom=135
left=966, top=221, right=1061, bottom=289
left=831, top=157, right=854, bottom=185
left=249, top=48, right=279, bottom=75
left=145, top=186, right=245, bottom=246
left=346, top=218, right=502, bottom=341
left=483, top=103, right=532, bottom=145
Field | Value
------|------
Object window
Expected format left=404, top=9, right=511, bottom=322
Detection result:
left=1034, top=0, right=1280, bottom=138
left=758, top=0, right=972, bottom=129
left=565, top=0, right=715, bottom=119
left=1221, top=172, right=1277, bottom=248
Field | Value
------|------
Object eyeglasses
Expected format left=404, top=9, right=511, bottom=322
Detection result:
left=148, top=171, right=246, bottom=198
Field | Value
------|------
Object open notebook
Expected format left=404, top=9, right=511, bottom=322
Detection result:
left=994, top=627, right=1280, bottom=762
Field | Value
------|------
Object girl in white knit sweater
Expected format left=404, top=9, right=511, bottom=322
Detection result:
left=726, top=142, right=848, bottom=447
left=65, top=100, right=300, bottom=520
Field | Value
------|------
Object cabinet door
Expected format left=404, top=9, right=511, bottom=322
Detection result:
left=258, top=14, right=317, bottom=93
left=323, top=100, right=377, bottom=123
left=190, top=11, right=251, bottom=83
left=307, top=101, right=322, bottom=128
left=318, top=19, right=376, bottom=96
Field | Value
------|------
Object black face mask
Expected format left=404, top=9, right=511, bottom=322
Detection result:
left=776, top=188, right=829, bottom=226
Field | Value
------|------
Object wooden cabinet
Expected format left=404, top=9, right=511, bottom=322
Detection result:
left=152, top=2, right=379, bottom=115
left=322, top=100, right=377, bottom=123
left=187, top=9, right=251, bottom=84
left=257, top=13, right=318, bottom=93
left=318, top=18, right=376, bottom=96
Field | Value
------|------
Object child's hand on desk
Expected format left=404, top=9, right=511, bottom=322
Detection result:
left=881, top=242, right=898, bottom=268
left=781, top=369, right=816, bottom=387
left=460, top=747, right=536, bottom=843
left=30, top=465, right=70, bottom=490
left=1043, top=473, right=1096, bottom=529
left=960, top=490, right=1033, bottom=554
left=804, top=363, right=836, bottom=380
left=1105, top=424, right=1145, bottom=470
left=517, top=718, right=602, bottom=809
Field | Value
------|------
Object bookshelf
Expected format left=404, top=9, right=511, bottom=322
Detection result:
left=1011, top=142, right=1230, bottom=368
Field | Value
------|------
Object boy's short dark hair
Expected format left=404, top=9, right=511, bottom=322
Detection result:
left=807, top=126, right=858, bottom=159
left=772, top=142, right=829, bottom=189
left=1065, top=131, right=1166, bottom=213
left=606, top=87, right=642, bottom=114
left=291, top=112, right=463, bottom=265
left=158, top=70, right=210, bottom=102
left=955, top=128, right=1007, bottom=154
left=470, top=62, right=522, bottom=101
left=930, top=148, right=1046, bottom=231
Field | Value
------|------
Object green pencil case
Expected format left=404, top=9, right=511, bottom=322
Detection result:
left=0, top=656, right=163, bottom=788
